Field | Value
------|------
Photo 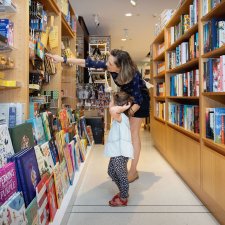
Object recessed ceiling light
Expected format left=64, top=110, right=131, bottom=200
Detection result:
left=121, top=38, right=127, bottom=41
left=130, top=0, right=136, bottom=6
left=125, top=13, right=132, bottom=17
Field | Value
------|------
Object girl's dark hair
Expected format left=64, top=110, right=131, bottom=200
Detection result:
left=113, top=91, right=134, bottom=116
left=110, top=49, right=137, bottom=85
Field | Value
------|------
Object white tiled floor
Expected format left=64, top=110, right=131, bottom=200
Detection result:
left=66, top=129, right=220, bottom=225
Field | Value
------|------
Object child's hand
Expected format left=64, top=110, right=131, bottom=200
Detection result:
left=110, top=102, right=131, bottom=114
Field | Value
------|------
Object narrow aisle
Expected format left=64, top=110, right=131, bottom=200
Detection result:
left=67, top=130, right=219, bottom=225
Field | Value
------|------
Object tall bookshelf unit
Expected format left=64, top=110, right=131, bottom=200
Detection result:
left=151, top=0, right=225, bottom=224
left=0, top=0, right=77, bottom=120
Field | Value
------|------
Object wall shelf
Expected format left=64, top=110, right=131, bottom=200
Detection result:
left=202, top=45, right=225, bottom=58
left=167, top=121, right=200, bottom=141
left=37, top=0, right=60, bottom=15
left=154, top=116, right=166, bottom=124
left=202, top=137, right=225, bottom=157
left=166, top=58, right=199, bottom=73
left=61, top=15, right=76, bottom=38
left=201, top=0, right=225, bottom=22
left=167, top=24, right=198, bottom=51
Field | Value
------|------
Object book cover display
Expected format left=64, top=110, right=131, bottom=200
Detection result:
left=53, top=162, right=64, bottom=208
left=63, top=144, right=74, bottom=184
left=0, top=192, right=28, bottom=225
left=9, top=122, right=35, bottom=153
left=25, top=197, right=38, bottom=225
left=15, top=147, right=41, bottom=207
left=46, top=174, right=57, bottom=221
left=40, top=142, right=55, bottom=174
left=0, top=123, right=14, bottom=168
left=59, top=160, right=70, bottom=197
left=41, top=112, right=52, bottom=141
left=36, top=173, right=50, bottom=225
left=0, top=162, right=17, bottom=205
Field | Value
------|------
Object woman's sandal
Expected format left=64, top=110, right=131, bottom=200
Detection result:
left=109, top=195, right=128, bottom=207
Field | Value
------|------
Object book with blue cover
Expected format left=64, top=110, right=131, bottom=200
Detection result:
left=214, top=108, right=225, bottom=143
left=41, top=112, right=52, bottom=141
left=27, top=116, right=46, bottom=145
left=15, top=147, right=41, bottom=207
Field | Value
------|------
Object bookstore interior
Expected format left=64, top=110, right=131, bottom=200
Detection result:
left=0, top=0, right=225, bottom=224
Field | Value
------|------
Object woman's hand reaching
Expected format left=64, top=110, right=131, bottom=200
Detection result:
left=45, top=53, right=63, bottom=63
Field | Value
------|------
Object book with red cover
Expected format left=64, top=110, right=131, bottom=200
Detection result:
left=46, top=173, right=57, bottom=221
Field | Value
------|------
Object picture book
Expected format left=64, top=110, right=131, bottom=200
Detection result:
left=75, top=135, right=85, bottom=162
left=9, top=122, right=35, bottom=153
left=0, top=162, right=17, bottom=205
left=53, top=163, right=64, bottom=208
left=36, top=173, right=50, bottom=225
left=0, top=123, right=14, bottom=168
left=48, top=139, right=59, bottom=165
left=68, top=140, right=75, bottom=172
left=40, top=142, right=55, bottom=173
left=59, top=160, right=70, bottom=196
left=27, top=116, right=46, bottom=145
left=16, top=147, right=41, bottom=207
left=55, top=132, right=64, bottom=162
left=63, top=144, right=74, bottom=184
left=0, top=192, right=27, bottom=225
left=46, top=174, right=57, bottom=221
left=26, top=197, right=38, bottom=225
left=74, top=137, right=81, bottom=169
left=34, top=145, right=53, bottom=177
left=41, top=112, right=52, bottom=141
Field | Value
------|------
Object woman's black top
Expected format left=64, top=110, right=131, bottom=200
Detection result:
left=85, top=57, right=150, bottom=118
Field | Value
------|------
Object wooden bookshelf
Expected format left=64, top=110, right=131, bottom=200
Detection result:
left=37, top=0, right=60, bottom=15
left=61, top=14, right=76, bottom=38
left=154, top=116, right=166, bottom=124
left=166, top=58, right=199, bottom=73
left=166, top=0, right=194, bottom=27
left=202, top=137, right=225, bottom=156
left=154, top=71, right=165, bottom=78
left=167, top=121, right=200, bottom=141
left=201, top=0, right=225, bottom=21
left=167, top=96, right=199, bottom=100
left=155, top=96, right=166, bottom=101
left=202, top=45, right=225, bottom=58
left=151, top=0, right=225, bottom=224
left=167, top=24, right=198, bottom=51
left=153, top=51, right=165, bottom=61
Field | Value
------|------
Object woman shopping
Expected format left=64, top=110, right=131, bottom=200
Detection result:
left=46, top=49, right=150, bottom=183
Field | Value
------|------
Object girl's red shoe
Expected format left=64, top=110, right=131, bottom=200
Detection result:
left=109, top=196, right=128, bottom=207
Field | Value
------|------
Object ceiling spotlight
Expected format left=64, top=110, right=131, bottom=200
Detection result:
left=125, top=13, right=132, bottom=17
left=130, top=0, right=136, bottom=6
left=121, top=38, right=127, bottom=41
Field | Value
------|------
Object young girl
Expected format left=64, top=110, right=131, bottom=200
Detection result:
left=105, top=91, right=134, bottom=207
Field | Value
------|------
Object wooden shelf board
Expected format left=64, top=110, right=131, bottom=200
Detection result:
left=154, top=116, right=166, bottom=124
left=202, top=92, right=225, bottom=96
left=167, top=96, right=199, bottom=100
left=154, top=96, right=166, bottom=101
left=152, top=29, right=164, bottom=44
left=153, top=51, right=165, bottom=61
left=167, top=121, right=200, bottom=141
left=202, top=137, right=225, bottom=156
left=202, top=45, right=225, bottom=58
left=166, top=0, right=193, bottom=27
left=201, top=1, right=225, bottom=22
left=166, top=58, right=199, bottom=73
left=61, top=15, right=75, bottom=38
left=154, top=71, right=165, bottom=79
left=167, top=24, right=198, bottom=51
left=37, top=0, right=60, bottom=15
left=0, top=3, right=16, bottom=13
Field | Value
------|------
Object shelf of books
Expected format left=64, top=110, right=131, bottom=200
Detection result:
left=151, top=0, right=225, bottom=224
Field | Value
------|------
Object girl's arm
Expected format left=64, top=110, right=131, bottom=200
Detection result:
left=109, top=103, right=131, bottom=122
